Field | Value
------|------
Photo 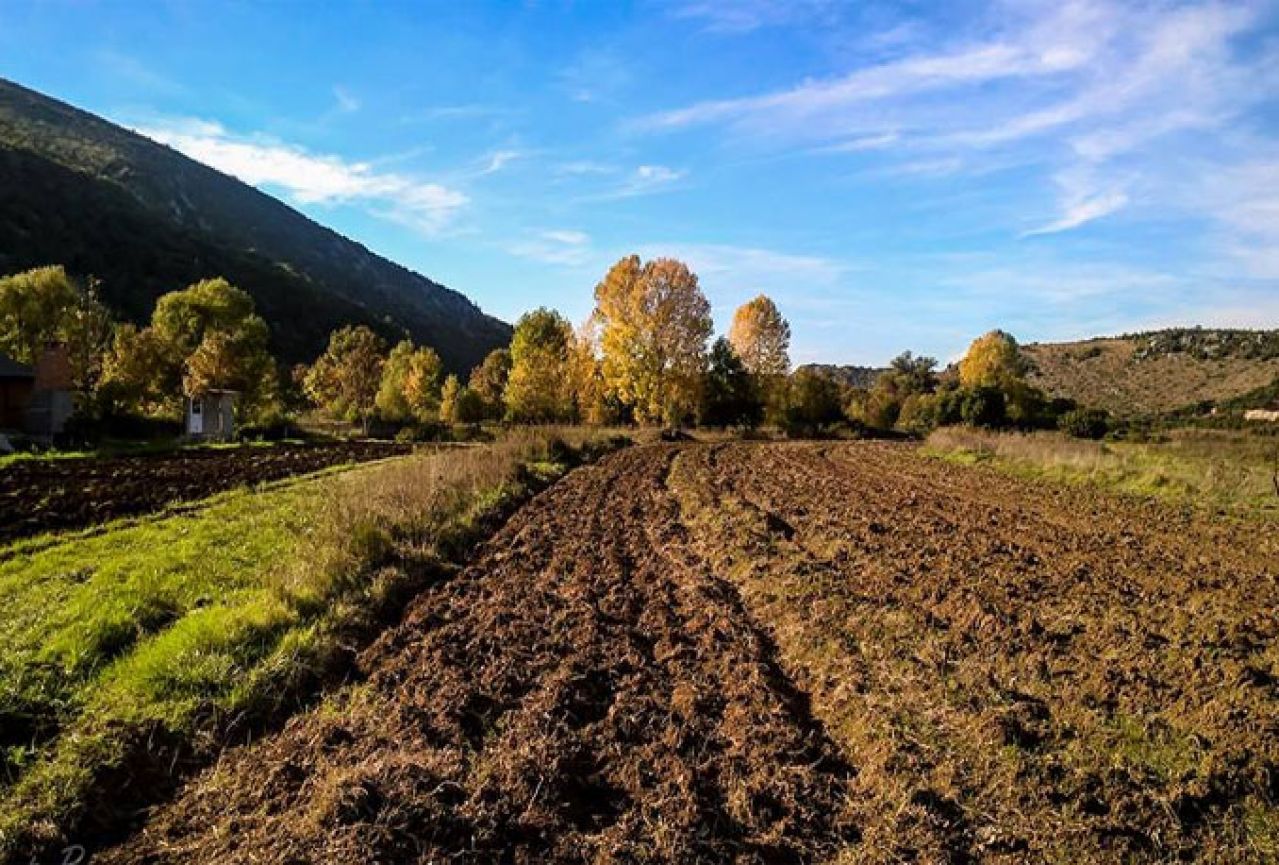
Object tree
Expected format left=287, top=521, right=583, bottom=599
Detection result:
left=100, top=277, right=277, bottom=419
left=99, top=324, right=169, bottom=415
left=468, top=348, right=511, bottom=420
left=728, top=294, right=791, bottom=377
left=883, top=352, right=938, bottom=396
left=304, top=325, right=387, bottom=434
left=0, top=266, right=114, bottom=393
left=958, top=330, right=1027, bottom=390
left=377, top=340, right=443, bottom=422
left=182, top=330, right=273, bottom=400
left=782, top=368, right=844, bottom=437
left=700, top=338, right=762, bottom=429
left=439, top=374, right=462, bottom=424
left=504, top=308, right=574, bottom=423
left=0, top=265, right=80, bottom=364
left=440, top=374, right=484, bottom=424
left=403, top=346, right=445, bottom=421
left=961, top=386, right=1007, bottom=428
left=593, top=255, right=712, bottom=426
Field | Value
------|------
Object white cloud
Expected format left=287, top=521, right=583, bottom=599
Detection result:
left=480, top=149, right=521, bottom=174
left=136, top=117, right=467, bottom=234
left=640, top=0, right=1277, bottom=246
left=1023, top=190, right=1128, bottom=235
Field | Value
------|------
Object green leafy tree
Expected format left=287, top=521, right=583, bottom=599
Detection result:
left=468, top=348, right=512, bottom=420
left=504, top=308, right=574, bottom=423
left=0, top=265, right=114, bottom=393
left=101, top=277, right=277, bottom=419
left=700, top=338, right=762, bottom=429
left=304, top=325, right=387, bottom=434
left=961, top=386, right=1007, bottom=428
left=782, top=368, right=844, bottom=437
left=377, top=340, right=443, bottom=422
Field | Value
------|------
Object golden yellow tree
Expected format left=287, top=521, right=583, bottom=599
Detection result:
left=503, top=308, right=573, bottom=423
left=593, top=255, right=712, bottom=425
left=958, top=330, right=1027, bottom=389
left=565, top=316, right=612, bottom=425
left=728, top=294, right=791, bottom=377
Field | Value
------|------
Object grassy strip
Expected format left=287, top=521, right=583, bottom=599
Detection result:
left=0, top=438, right=295, bottom=469
left=925, top=426, right=1279, bottom=518
left=0, top=427, right=627, bottom=859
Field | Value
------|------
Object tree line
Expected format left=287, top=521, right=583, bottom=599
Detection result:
left=0, top=258, right=1108, bottom=440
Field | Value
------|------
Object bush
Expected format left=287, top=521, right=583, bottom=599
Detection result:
left=238, top=409, right=294, bottom=441
left=1059, top=407, right=1110, bottom=440
left=961, top=386, right=1007, bottom=428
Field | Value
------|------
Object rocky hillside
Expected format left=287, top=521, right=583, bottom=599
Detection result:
left=798, top=363, right=885, bottom=389
left=0, top=78, right=510, bottom=370
left=1022, top=328, right=1279, bottom=417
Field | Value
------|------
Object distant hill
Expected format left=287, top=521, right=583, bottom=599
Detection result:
left=0, top=78, right=510, bottom=371
left=1023, top=328, right=1279, bottom=417
left=798, top=363, right=884, bottom=389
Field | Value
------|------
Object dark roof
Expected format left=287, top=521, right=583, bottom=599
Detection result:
left=0, top=353, right=34, bottom=379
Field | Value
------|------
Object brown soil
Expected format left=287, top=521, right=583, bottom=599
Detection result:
left=0, top=442, right=409, bottom=544
left=97, top=443, right=1279, bottom=864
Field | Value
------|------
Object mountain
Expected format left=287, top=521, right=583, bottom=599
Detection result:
left=0, top=78, right=510, bottom=371
left=798, top=363, right=885, bottom=390
left=1022, top=328, right=1279, bottom=417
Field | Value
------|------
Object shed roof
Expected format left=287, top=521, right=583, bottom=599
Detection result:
left=0, top=353, right=34, bottom=379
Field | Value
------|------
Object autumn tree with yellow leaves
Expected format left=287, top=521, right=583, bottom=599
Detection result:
left=503, top=307, right=574, bottom=423
left=728, top=294, right=791, bottom=377
left=593, top=255, right=712, bottom=426
left=957, top=329, right=1027, bottom=389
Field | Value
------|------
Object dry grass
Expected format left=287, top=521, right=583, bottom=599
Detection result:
left=926, top=426, right=1279, bottom=517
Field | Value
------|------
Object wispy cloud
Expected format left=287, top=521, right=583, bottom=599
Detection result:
left=589, top=164, right=687, bottom=199
left=332, top=85, right=360, bottom=113
left=480, top=149, right=522, bottom=175
left=640, top=1, right=1277, bottom=243
left=667, top=0, right=840, bottom=34
left=507, top=229, right=594, bottom=267
left=136, top=117, right=467, bottom=234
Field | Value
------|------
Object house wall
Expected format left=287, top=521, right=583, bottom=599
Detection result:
left=0, top=379, right=33, bottom=429
left=25, top=389, right=74, bottom=436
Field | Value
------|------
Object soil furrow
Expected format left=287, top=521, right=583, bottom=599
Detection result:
left=97, top=445, right=860, bottom=864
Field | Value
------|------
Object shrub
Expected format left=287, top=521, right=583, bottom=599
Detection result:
left=961, top=386, right=1007, bottom=428
left=1059, top=407, right=1110, bottom=440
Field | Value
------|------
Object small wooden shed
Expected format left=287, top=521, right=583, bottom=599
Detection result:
left=186, top=390, right=237, bottom=440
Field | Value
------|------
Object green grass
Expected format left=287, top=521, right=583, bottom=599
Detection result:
left=925, top=427, right=1279, bottom=518
left=0, top=428, right=626, bottom=857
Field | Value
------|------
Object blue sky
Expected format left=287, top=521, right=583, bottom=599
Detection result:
left=2, top=0, right=1278, bottom=365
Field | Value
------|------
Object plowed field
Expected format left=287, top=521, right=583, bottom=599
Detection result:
left=0, top=441, right=409, bottom=543
left=98, top=442, right=1279, bottom=864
